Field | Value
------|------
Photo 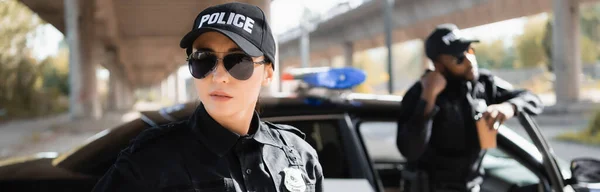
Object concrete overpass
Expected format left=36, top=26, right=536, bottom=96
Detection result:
left=278, top=0, right=599, bottom=104
left=19, top=0, right=272, bottom=119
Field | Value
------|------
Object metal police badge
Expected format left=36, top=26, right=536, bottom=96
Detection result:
left=283, top=167, right=306, bottom=192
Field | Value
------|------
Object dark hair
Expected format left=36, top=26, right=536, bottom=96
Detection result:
left=256, top=60, right=275, bottom=113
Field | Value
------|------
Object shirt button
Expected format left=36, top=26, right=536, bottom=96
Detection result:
left=246, top=169, right=252, bottom=175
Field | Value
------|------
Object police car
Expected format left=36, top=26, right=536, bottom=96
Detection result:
left=0, top=67, right=598, bottom=192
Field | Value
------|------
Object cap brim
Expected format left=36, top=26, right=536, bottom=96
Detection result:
left=460, top=38, right=480, bottom=44
left=449, top=39, right=479, bottom=55
left=179, top=27, right=263, bottom=57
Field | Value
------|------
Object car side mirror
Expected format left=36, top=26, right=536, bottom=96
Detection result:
left=570, top=158, right=600, bottom=183
left=569, top=158, right=600, bottom=192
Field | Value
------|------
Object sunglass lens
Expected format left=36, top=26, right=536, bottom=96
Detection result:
left=456, top=55, right=465, bottom=64
left=189, top=52, right=217, bottom=79
left=223, top=53, right=254, bottom=80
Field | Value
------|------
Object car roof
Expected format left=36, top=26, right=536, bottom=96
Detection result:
left=146, top=93, right=402, bottom=123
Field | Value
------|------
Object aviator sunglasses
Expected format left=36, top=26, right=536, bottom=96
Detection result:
left=454, top=47, right=476, bottom=64
left=187, top=51, right=267, bottom=80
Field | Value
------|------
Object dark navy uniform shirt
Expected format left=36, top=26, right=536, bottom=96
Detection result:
left=91, top=104, right=323, bottom=192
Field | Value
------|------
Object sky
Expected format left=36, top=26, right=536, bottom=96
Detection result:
left=30, top=0, right=527, bottom=68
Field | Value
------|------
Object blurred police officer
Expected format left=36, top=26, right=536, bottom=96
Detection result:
left=396, top=24, right=544, bottom=192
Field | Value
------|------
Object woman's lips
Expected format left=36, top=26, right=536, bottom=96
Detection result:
left=209, top=91, right=232, bottom=101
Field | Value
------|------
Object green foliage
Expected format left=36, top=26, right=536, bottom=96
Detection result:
left=580, top=4, right=600, bottom=45
left=581, top=35, right=599, bottom=64
left=514, top=15, right=549, bottom=69
left=474, top=39, right=516, bottom=69
left=580, top=3, right=600, bottom=63
left=556, top=108, right=600, bottom=146
left=0, top=0, right=68, bottom=121
left=542, top=5, right=600, bottom=71
left=40, top=46, right=70, bottom=95
left=542, top=19, right=553, bottom=71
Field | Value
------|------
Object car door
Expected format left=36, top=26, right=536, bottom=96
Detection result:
left=263, top=113, right=382, bottom=192
left=355, top=116, right=564, bottom=192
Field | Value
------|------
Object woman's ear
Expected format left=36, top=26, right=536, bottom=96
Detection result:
left=262, top=64, right=274, bottom=86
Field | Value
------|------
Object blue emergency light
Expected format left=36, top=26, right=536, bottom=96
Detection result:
left=301, top=67, right=366, bottom=90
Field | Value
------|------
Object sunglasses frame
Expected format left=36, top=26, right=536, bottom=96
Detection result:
left=454, top=47, right=476, bottom=64
left=186, top=51, right=267, bottom=80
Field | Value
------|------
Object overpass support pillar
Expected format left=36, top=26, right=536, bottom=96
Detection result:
left=116, top=80, right=135, bottom=111
left=343, top=42, right=354, bottom=67
left=65, top=0, right=101, bottom=120
left=107, top=75, right=118, bottom=111
left=161, top=79, right=168, bottom=103
left=552, top=0, right=581, bottom=104
left=108, top=74, right=134, bottom=112
left=163, top=73, right=178, bottom=104
left=174, top=68, right=187, bottom=104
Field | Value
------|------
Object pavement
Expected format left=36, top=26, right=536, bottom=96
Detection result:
left=0, top=101, right=163, bottom=161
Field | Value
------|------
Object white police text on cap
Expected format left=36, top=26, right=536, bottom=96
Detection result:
left=198, top=12, right=255, bottom=34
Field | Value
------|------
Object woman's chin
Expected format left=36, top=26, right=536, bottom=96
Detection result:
left=204, top=102, right=236, bottom=117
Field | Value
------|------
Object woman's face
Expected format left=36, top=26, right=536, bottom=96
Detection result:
left=192, top=31, right=273, bottom=118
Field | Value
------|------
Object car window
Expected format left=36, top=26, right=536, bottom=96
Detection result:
left=273, top=118, right=351, bottom=179
left=356, top=121, right=404, bottom=162
left=501, top=119, right=535, bottom=144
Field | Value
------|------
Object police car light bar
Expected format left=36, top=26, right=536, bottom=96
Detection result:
left=302, top=67, right=366, bottom=90
left=282, top=67, right=367, bottom=90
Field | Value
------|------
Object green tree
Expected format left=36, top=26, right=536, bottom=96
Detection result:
left=542, top=5, right=600, bottom=71
left=580, top=4, right=600, bottom=46
left=0, top=0, right=42, bottom=115
left=40, top=40, right=69, bottom=95
left=474, top=39, right=511, bottom=69
left=580, top=3, right=600, bottom=63
left=514, top=15, right=548, bottom=69
left=542, top=19, right=553, bottom=71
left=0, top=0, right=68, bottom=120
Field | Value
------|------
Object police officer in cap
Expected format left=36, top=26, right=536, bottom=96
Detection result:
left=396, top=24, right=543, bottom=192
left=92, top=2, right=323, bottom=192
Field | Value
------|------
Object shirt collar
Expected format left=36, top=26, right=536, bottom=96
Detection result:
left=188, top=104, right=281, bottom=157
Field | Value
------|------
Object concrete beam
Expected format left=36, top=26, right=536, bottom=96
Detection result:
left=19, top=0, right=65, bottom=32
left=279, top=0, right=590, bottom=64
left=279, top=0, right=490, bottom=61
left=95, top=0, right=122, bottom=48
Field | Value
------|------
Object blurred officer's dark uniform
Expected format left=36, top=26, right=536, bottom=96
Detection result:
left=91, top=104, right=323, bottom=192
left=396, top=24, right=544, bottom=192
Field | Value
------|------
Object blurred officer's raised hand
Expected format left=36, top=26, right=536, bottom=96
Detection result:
left=483, top=103, right=516, bottom=129
left=421, top=70, right=447, bottom=98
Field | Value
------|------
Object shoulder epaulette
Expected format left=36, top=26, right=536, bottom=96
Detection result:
left=264, top=121, right=306, bottom=140
left=128, top=120, right=188, bottom=153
